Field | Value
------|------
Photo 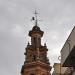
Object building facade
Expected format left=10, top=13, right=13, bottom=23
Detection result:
left=61, top=26, right=75, bottom=75
left=21, top=14, right=52, bottom=75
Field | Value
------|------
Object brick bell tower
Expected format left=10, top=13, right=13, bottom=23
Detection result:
left=21, top=11, right=52, bottom=75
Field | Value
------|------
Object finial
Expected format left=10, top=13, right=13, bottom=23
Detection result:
left=34, top=10, right=38, bottom=26
left=31, top=10, right=38, bottom=26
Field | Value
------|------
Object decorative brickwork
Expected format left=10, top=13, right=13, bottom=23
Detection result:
left=21, top=20, right=51, bottom=75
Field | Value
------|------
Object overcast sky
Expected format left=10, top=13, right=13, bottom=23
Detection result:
left=0, top=0, right=75, bottom=75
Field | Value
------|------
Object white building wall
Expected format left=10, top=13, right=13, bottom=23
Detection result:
left=61, top=27, right=75, bottom=66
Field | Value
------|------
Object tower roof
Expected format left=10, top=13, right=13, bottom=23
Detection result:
left=32, top=25, right=40, bottom=31
left=29, top=25, right=44, bottom=37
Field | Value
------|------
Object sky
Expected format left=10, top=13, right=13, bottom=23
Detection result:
left=0, top=0, right=75, bottom=75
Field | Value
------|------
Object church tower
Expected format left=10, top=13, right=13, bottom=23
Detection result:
left=21, top=11, right=52, bottom=75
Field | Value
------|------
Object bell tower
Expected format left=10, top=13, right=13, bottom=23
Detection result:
left=21, top=11, right=52, bottom=75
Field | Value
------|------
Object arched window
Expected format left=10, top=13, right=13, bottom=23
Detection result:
left=38, top=38, right=41, bottom=45
left=33, top=37, right=36, bottom=48
left=34, top=37, right=36, bottom=44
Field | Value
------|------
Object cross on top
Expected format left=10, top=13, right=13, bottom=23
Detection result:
left=34, top=10, right=38, bottom=26
left=32, top=10, right=39, bottom=26
left=34, top=10, right=38, bottom=21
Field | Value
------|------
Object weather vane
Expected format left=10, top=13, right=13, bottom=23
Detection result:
left=31, top=10, right=39, bottom=26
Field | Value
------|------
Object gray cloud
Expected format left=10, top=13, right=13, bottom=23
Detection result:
left=0, top=0, right=75, bottom=75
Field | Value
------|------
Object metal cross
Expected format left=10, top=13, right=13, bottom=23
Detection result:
left=34, top=10, right=38, bottom=26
